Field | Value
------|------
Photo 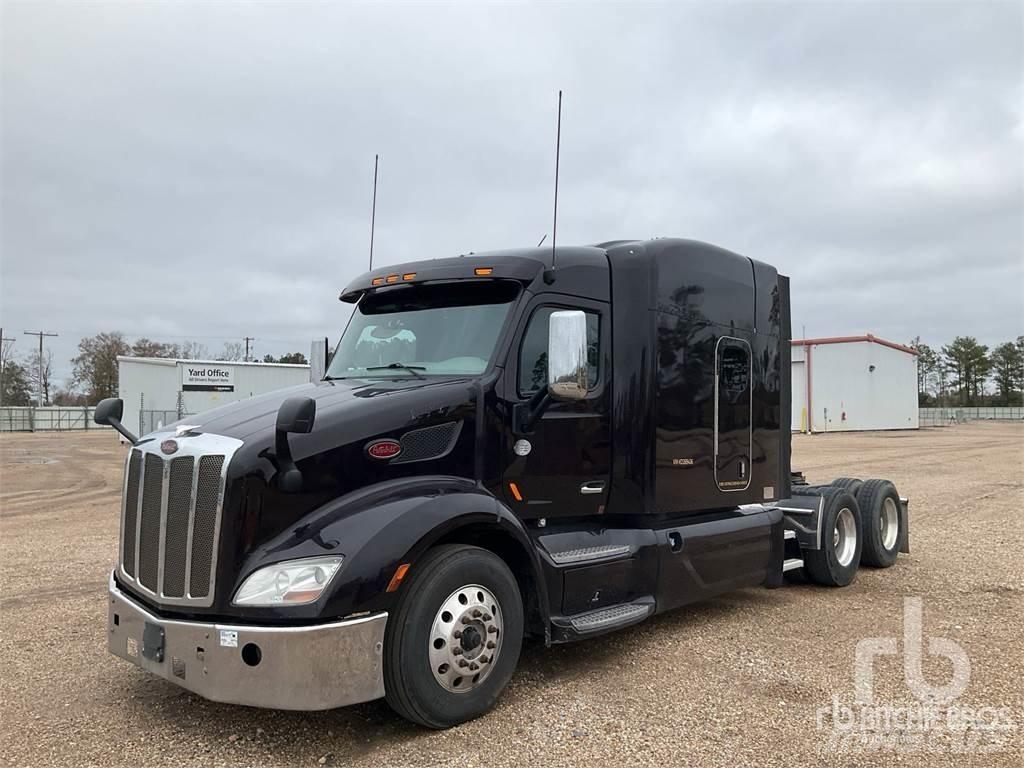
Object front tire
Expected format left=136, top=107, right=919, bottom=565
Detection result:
left=384, top=544, right=523, bottom=728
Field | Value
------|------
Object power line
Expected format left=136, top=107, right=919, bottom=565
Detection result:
left=23, top=330, right=57, bottom=407
left=244, top=336, right=255, bottom=362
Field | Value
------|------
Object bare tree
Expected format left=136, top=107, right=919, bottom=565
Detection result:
left=218, top=341, right=243, bottom=361
left=24, top=349, right=54, bottom=405
left=71, top=332, right=131, bottom=402
left=179, top=340, right=209, bottom=360
left=131, top=338, right=181, bottom=359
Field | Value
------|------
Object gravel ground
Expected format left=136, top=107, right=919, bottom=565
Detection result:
left=1, top=423, right=1022, bottom=767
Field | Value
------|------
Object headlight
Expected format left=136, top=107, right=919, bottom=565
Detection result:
left=232, top=556, right=344, bottom=606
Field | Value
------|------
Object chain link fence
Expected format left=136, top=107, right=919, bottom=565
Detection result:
left=919, top=407, right=1024, bottom=426
left=0, top=406, right=112, bottom=432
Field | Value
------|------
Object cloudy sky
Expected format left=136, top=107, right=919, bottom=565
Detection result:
left=2, top=0, right=1021, bottom=389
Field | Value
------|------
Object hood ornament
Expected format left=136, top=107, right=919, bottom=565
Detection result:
left=174, top=424, right=201, bottom=437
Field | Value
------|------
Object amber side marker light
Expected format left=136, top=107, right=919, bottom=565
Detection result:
left=386, top=563, right=411, bottom=592
left=402, top=272, right=417, bottom=281
left=385, top=274, right=400, bottom=283
left=474, top=267, right=493, bottom=276
left=508, top=482, right=523, bottom=502
left=371, top=277, right=385, bottom=286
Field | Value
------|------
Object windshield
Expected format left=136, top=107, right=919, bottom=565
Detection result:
left=327, top=280, right=520, bottom=378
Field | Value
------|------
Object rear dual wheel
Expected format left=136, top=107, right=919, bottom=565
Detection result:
left=803, top=488, right=863, bottom=587
left=856, top=479, right=903, bottom=568
left=383, top=545, right=524, bottom=729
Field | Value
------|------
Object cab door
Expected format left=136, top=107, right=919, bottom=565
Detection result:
left=502, top=298, right=611, bottom=518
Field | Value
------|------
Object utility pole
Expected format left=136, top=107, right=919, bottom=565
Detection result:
left=0, top=328, right=15, bottom=408
left=23, top=330, right=57, bottom=407
left=244, top=336, right=255, bottom=363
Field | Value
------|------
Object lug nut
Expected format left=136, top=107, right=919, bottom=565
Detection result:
left=453, top=629, right=463, bottom=639
left=487, top=626, right=497, bottom=634
left=486, top=641, right=496, bottom=649
left=452, top=647, right=463, bottom=656
left=471, top=609, right=482, bottom=618
left=469, top=662, right=479, bottom=671
left=458, top=659, right=469, bottom=668
left=480, top=655, right=490, bottom=664
left=482, top=613, right=492, bottom=621
left=461, top=616, right=472, bottom=625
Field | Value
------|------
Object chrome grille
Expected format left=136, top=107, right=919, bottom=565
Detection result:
left=118, top=432, right=241, bottom=607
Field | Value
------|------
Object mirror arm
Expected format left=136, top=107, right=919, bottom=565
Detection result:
left=108, top=417, right=139, bottom=446
left=514, top=387, right=551, bottom=435
left=274, top=428, right=305, bottom=493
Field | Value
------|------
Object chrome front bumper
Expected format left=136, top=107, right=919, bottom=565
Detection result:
left=108, top=573, right=387, bottom=710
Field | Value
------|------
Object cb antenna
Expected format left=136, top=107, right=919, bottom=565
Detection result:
left=543, top=90, right=562, bottom=285
left=369, top=154, right=379, bottom=271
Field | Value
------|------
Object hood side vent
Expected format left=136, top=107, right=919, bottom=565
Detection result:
left=392, top=421, right=463, bottom=465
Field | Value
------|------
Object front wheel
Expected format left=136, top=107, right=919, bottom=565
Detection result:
left=384, top=544, right=524, bottom=728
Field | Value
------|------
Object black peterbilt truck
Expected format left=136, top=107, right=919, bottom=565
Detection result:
left=97, top=238, right=909, bottom=728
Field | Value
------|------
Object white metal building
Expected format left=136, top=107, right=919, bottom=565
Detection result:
left=118, top=357, right=311, bottom=436
left=791, top=335, right=919, bottom=433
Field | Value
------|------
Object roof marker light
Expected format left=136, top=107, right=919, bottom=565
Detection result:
left=386, top=274, right=400, bottom=283
left=371, top=277, right=385, bottom=286
left=474, top=267, right=493, bottom=276
left=403, top=273, right=417, bottom=281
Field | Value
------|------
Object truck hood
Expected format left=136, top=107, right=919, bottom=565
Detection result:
left=172, top=376, right=475, bottom=444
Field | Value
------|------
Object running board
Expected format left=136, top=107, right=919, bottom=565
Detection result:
left=783, top=558, right=804, bottom=572
left=549, top=544, right=631, bottom=565
left=569, top=602, right=653, bottom=633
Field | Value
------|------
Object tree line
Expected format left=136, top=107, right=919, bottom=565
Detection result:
left=0, top=332, right=308, bottom=407
left=910, top=335, right=1024, bottom=407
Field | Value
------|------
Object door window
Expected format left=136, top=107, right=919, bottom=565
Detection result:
left=518, top=308, right=600, bottom=396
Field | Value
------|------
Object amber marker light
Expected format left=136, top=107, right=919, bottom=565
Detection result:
left=386, top=563, right=411, bottom=592
left=386, top=274, right=400, bottom=283
left=474, top=267, right=493, bottom=276
left=371, top=277, right=385, bottom=286
left=402, top=273, right=417, bottom=281
left=509, top=482, right=523, bottom=502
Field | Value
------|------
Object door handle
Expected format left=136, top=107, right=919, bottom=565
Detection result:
left=580, top=481, right=606, bottom=495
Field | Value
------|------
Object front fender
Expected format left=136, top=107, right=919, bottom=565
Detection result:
left=233, top=477, right=545, bottom=624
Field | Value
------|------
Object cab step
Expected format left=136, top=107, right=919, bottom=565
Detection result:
left=569, top=601, right=653, bottom=633
left=783, top=557, right=804, bottom=572
left=549, top=544, right=631, bottom=565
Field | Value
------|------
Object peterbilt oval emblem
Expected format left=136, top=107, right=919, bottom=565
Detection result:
left=160, top=439, right=179, bottom=455
left=366, top=439, right=402, bottom=460
left=513, top=439, right=532, bottom=457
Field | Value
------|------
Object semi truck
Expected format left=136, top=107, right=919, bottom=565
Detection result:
left=97, top=238, right=909, bottom=728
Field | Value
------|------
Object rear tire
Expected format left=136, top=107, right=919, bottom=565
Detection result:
left=803, top=488, right=863, bottom=587
left=831, top=476, right=864, bottom=496
left=856, top=479, right=903, bottom=568
left=383, top=544, right=523, bottom=728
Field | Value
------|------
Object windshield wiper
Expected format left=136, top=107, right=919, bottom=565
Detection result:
left=365, top=363, right=428, bottom=379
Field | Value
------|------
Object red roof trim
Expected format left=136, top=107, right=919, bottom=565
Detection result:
left=791, top=334, right=918, bottom=356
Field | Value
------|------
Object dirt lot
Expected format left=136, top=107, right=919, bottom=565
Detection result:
left=1, top=423, right=1022, bottom=767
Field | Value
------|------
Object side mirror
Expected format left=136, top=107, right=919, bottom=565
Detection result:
left=94, top=397, right=139, bottom=444
left=547, top=310, right=589, bottom=401
left=276, top=396, right=316, bottom=433
left=94, top=397, right=124, bottom=426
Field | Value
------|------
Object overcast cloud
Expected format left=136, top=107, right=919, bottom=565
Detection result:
left=2, top=0, right=1021, bottom=388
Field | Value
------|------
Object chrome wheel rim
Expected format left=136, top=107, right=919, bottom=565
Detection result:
left=880, top=497, right=899, bottom=551
left=429, top=583, right=503, bottom=693
left=833, top=507, right=857, bottom=567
